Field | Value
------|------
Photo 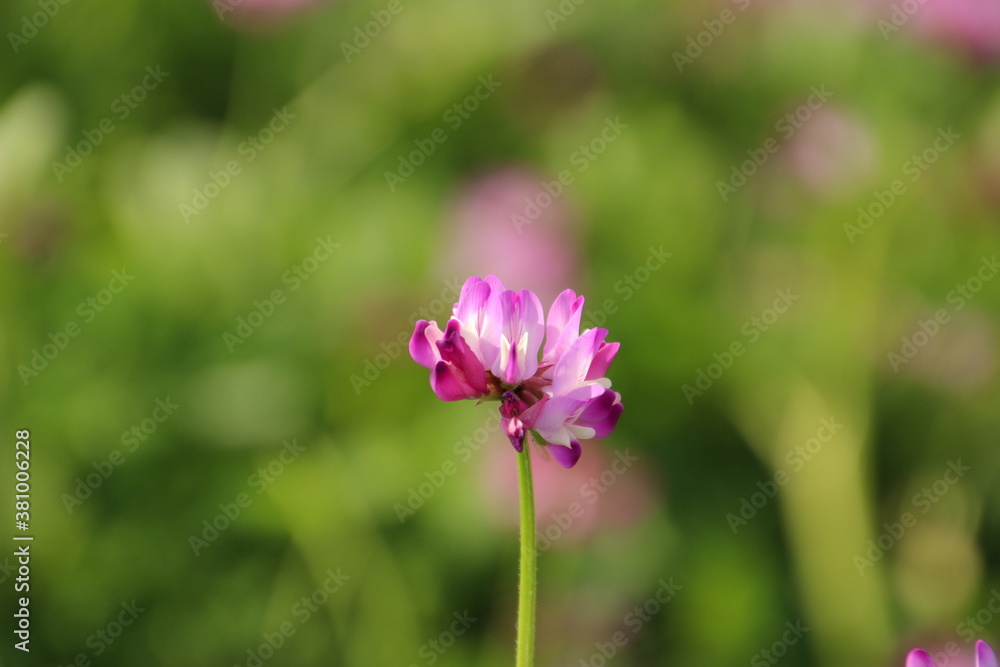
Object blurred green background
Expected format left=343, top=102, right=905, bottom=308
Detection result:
left=2, top=0, right=1000, bottom=665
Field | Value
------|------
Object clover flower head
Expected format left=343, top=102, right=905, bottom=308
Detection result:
left=410, top=275, right=623, bottom=468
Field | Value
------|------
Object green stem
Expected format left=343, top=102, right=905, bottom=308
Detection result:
left=515, top=441, right=537, bottom=667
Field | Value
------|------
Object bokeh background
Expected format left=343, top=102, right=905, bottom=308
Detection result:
left=2, top=0, right=1000, bottom=665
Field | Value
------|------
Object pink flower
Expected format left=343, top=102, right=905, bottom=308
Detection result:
left=410, top=276, right=623, bottom=467
left=910, top=0, right=1000, bottom=62
left=443, top=169, right=581, bottom=307
left=907, top=641, right=998, bottom=667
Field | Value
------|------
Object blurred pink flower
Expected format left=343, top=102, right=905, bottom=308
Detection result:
left=884, top=308, right=997, bottom=394
left=783, top=106, right=877, bottom=197
left=444, top=169, right=581, bottom=307
left=906, top=0, right=1000, bottom=61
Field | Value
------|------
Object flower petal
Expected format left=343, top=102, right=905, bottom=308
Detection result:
left=978, top=641, right=999, bottom=667
left=500, top=391, right=529, bottom=452
left=437, top=319, right=488, bottom=394
left=478, top=282, right=505, bottom=371
left=454, top=278, right=491, bottom=352
left=503, top=415, right=525, bottom=451
left=498, top=292, right=524, bottom=382
left=409, top=320, right=444, bottom=369
left=552, top=327, right=606, bottom=396
left=496, top=289, right=544, bottom=384
left=454, top=277, right=491, bottom=322
left=906, top=649, right=936, bottom=667
left=532, top=393, right=588, bottom=438
left=543, top=289, right=583, bottom=362
left=586, top=341, right=620, bottom=380
left=430, top=361, right=478, bottom=401
left=550, top=440, right=582, bottom=468
left=484, top=274, right=507, bottom=293
left=520, top=289, right=545, bottom=374
left=576, top=388, right=623, bottom=438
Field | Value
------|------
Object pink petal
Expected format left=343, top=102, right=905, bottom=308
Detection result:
left=586, top=341, right=620, bottom=380
left=478, top=283, right=505, bottom=370
left=576, top=389, right=623, bottom=438
left=430, top=361, right=478, bottom=401
left=502, top=415, right=525, bottom=451
left=550, top=441, right=582, bottom=468
left=552, top=328, right=605, bottom=396
left=520, top=289, right=545, bottom=375
left=978, top=641, right=999, bottom=667
left=496, top=289, right=544, bottom=384
left=500, top=391, right=529, bottom=452
left=436, top=319, right=487, bottom=394
left=906, top=649, right=936, bottom=667
left=532, top=394, right=588, bottom=438
left=454, top=278, right=491, bottom=327
left=543, top=289, right=583, bottom=362
left=484, top=274, right=507, bottom=293
left=409, top=320, right=443, bottom=369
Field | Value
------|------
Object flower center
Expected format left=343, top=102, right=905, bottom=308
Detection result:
left=484, top=369, right=549, bottom=405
